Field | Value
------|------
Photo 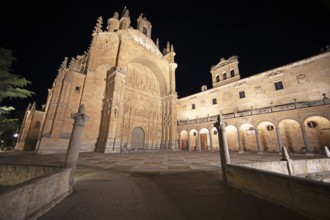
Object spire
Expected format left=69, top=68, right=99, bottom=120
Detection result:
left=59, top=57, right=68, bottom=71
left=121, top=6, right=129, bottom=18
left=93, top=16, right=103, bottom=35
left=156, top=37, right=159, bottom=49
left=170, top=44, right=174, bottom=52
left=166, top=41, right=170, bottom=53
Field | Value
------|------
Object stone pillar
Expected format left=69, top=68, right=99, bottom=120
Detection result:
left=300, top=125, right=312, bottom=155
left=197, top=132, right=201, bottom=151
left=188, top=132, right=191, bottom=151
left=324, top=146, right=330, bottom=158
left=214, top=114, right=230, bottom=183
left=64, top=104, right=89, bottom=192
left=280, top=146, right=294, bottom=176
left=209, top=130, right=213, bottom=151
left=237, top=129, right=244, bottom=153
left=255, top=128, right=263, bottom=154
left=275, top=127, right=283, bottom=155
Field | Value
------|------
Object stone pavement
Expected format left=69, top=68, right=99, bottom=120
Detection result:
left=0, top=150, right=318, bottom=220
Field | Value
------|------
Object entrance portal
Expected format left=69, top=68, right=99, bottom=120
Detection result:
left=200, top=134, right=208, bottom=151
left=131, top=127, right=145, bottom=150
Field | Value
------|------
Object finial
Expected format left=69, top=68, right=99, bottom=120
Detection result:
left=170, top=44, right=174, bottom=52
left=59, top=57, right=68, bottom=70
left=166, top=41, right=170, bottom=53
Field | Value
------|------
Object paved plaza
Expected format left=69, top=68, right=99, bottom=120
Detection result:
left=0, top=150, right=319, bottom=220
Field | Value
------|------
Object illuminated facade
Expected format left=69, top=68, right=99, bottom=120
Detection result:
left=16, top=8, right=330, bottom=154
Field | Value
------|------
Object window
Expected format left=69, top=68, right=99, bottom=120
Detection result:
left=201, top=100, right=205, bottom=106
left=239, top=91, right=245, bottom=99
left=75, top=86, right=81, bottom=93
left=143, top=27, right=147, bottom=35
left=223, top=72, right=227, bottom=80
left=212, top=98, right=217, bottom=105
left=230, top=69, right=235, bottom=77
left=266, top=125, right=274, bottom=131
left=215, top=75, right=220, bottom=82
left=307, top=121, right=317, bottom=128
left=192, top=104, right=195, bottom=109
left=274, top=81, right=284, bottom=90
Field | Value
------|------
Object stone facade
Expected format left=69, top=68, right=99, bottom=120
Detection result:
left=17, top=8, right=330, bottom=154
left=177, top=52, right=330, bottom=153
left=17, top=8, right=178, bottom=154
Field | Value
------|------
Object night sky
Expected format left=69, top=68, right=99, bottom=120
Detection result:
left=1, top=0, right=329, bottom=113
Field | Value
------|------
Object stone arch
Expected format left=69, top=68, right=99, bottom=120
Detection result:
left=128, top=58, right=168, bottom=96
left=189, top=129, right=198, bottom=151
left=226, top=125, right=239, bottom=151
left=256, top=121, right=278, bottom=152
left=303, top=116, right=330, bottom=153
left=199, top=128, right=209, bottom=151
left=278, top=119, right=303, bottom=152
left=239, top=123, right=257, bottom=152
left=131, top=127, right=145, bottom=150
left=179, top=130, right=189, bottom=150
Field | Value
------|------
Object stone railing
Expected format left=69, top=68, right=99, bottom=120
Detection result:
left=0, top=167, right=71, bottom=220
left=178, top=99, right=329, bottom=125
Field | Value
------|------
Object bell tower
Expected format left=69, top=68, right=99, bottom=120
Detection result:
left=210, top=56, right=240, bottom=88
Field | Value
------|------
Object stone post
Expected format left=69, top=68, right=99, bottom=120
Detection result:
left=64, top=104, right=89, bottom=192
left=280, top=146, right=294, bottom=176
left=214, top=114, right=230, bottom=183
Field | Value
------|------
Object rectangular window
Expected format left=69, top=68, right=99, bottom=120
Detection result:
left=212, top=98, right=217, bottom=105
left=274, top=81, right=284, bottom=90
left=75, top=86, right=81, bottom=93
left=239, top=91, right=245, bottom=99
left=192, top=104, right=195, bottom=109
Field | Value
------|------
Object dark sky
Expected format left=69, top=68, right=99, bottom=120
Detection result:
left=1, top=0, right=329, bottom=112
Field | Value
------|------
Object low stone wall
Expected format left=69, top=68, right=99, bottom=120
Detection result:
left=236, top=158, right=330, bottom=175
left=0, top=168, right=71, bottom=220
left=0, top=164, right=60, bottom=185
left=226, top=164, right=330, bottom=220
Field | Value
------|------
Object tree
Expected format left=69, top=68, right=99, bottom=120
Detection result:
left=0, top=47, right=34, bottom=142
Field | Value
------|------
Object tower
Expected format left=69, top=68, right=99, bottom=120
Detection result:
left=210, top=56, right=240, bottom=87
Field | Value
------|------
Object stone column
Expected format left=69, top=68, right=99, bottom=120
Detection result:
left=300, top=125, right=312, bottom=155
left=197, top=132, right=201, bottom=151
left=255, top=128, right=263, bottom=154
left=275, top=127, right=283, bottom=154
left=209, top=130, right=213, bottom=151
left=237, top=129, right=244, bottom=153
left=188, top=132, right=191, bottom=151
left=214, top=114, right=230, bottom=183
left=64, top=104, right=89, bottom=192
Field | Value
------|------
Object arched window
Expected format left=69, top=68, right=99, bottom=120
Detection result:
left=223, top=72, right=227, bottom=80
left=215, top=75, right=220, bottom=82
left=230, top=69, right=235, bottom=77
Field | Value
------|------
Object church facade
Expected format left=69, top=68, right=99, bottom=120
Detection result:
left=16, top=8, right=330, bottom=154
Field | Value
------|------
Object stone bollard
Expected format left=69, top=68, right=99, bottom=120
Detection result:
left=280, top=146, right=294, bottom=176
left=324, top=146, right=330, bottom=158
left=64, top=104, right=89, bottom=192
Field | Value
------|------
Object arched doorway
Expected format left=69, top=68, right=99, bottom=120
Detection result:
left=279, top=119, right=303, bottom=152
left=257, top=121, right=277, bottom=152
left=199, top=128, right=209, bottom=151
left=131, top=127, right=145, bottom=150
left=304, top=116, right=330, bottom=153
left=180, top=130, right=188, bottom=150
